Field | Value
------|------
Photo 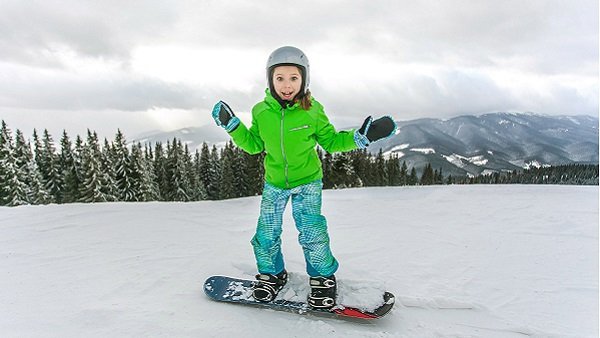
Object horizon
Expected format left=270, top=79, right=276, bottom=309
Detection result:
left=2, top=110, right=598, bottom=142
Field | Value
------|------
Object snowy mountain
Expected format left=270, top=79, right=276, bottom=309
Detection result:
left=371, top=113, right=599, bottom=177
left=131, top=124, right=229, bottom=150
left=132, top=113, right=599, bottom=176
left=1, top=185, right=597, bottom=337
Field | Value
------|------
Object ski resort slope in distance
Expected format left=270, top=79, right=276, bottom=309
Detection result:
left=1, top=185, right=598, bottom=337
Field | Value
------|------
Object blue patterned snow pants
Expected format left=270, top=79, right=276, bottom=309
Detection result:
left=251, top=180, right=339, bottom=277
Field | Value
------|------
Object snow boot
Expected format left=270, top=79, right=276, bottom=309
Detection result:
left=252, top=270, right=288, bottom=302
left=308, top=275, right=336, bottom=309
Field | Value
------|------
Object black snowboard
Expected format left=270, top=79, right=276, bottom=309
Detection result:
left=203, top=275, right=395, bottom=320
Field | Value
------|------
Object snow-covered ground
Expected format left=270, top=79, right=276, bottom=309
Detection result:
left=1, top=185, right=597, bottom=337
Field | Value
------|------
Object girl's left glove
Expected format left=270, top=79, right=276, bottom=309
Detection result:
left=354, top=116, right=397, bottom=149
left=212, top=101, right=240, bottom=132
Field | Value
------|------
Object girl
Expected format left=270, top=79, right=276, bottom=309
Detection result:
left=212, top=46, right=395, bottom=309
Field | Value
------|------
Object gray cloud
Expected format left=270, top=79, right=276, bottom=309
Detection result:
left=0, top=0, right=597, bottom=138
left=311, top=69, right=520, bottom=121
left=0, top=0, right=177, bottom=66
left=0, top=65, right=196, bottom=111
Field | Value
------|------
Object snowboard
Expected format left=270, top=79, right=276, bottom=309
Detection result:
left=203, top=275, right=395, bottom=320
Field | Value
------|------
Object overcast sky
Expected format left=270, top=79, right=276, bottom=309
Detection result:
left=0, top=0, right=598, bottom=140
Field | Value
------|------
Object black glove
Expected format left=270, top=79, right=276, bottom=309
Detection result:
left=358, top=116, right=397, bottom=142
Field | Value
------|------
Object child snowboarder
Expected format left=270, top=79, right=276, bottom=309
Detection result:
left=212, top=46, right=396, bottom=309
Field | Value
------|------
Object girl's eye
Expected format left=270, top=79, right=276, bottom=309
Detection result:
left=276, top=76, right=284, bottom=81
left=291, top=76, right=299, bottom=81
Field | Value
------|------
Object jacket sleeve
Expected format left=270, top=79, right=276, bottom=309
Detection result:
left=228, top=113, right=264, bottom=155
left=315, top=106, right=358, bottom=154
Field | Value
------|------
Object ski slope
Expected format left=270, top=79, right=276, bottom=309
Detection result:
left=1, top=185, right=598, bottom=337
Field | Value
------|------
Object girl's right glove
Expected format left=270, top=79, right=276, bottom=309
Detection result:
left=212, top=101, right=240, bottom=133
left=354, top=116, right=397, bottom=149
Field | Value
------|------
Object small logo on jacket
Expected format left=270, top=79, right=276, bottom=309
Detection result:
left=290, top=125, right=310, bottom=132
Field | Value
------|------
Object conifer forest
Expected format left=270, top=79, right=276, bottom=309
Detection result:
left=0, top=121, right=597, bottom=206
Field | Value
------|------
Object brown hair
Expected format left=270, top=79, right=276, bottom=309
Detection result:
left=298, top=90, right=312, bottom=110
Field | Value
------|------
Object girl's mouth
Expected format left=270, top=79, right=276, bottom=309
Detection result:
left=281, top=91, right=294, bottom=100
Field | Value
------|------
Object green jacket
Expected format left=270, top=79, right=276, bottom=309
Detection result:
left=229, top=90, right=358, bottom=189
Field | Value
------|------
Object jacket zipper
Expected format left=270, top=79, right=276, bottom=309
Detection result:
left=280, top=108, right=289, bottom=188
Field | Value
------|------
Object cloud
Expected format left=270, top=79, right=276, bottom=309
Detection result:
left=0, top=0, right=178, bottom=66
left=0, top=0, right=597, bottom=138
left=0, top=61, right=201, bottom=111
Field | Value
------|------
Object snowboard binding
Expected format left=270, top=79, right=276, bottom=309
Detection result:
left=308, top=275, right=337, bottom=309
left=252, top=270, right=288, bottom=302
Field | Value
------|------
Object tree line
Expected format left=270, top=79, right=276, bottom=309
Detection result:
left=0, top=121, right=597, bottom=206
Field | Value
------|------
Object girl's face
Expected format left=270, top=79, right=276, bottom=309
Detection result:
left=272, top=65, right=302, bottom=101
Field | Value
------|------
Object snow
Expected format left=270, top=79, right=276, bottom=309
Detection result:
left=442, top=153, right=489, bottom=167
left=390, top=144, right=410, bottom=152
left=524, top=160, right=551, bottom=169
left=469, top=155, right=488, bottom=166
left=384, top=144, right=410, bottom=159
left=410, top=148, right=436, bottom=155
left=480, top=169, right=497, bottom=176
left=1, top=185, right=598, bottom=337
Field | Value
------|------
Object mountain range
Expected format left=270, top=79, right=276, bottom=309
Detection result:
left=132, top=113, right=599, bottom=177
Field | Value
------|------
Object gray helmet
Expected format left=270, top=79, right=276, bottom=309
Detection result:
left=266, top=46, right=310, bottom=94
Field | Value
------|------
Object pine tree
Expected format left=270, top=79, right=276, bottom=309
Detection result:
left=101, top=138, right=118, bottom=201
left=232, top=146, right=248, bottom=197
left=386, top=154, right=400, bottom=186
left=132, top=142, right=159, bottom=201
left=219, top=141, right=236, bottom=199
left=27, top=157, right=52, bottom=204
left=435, top=167, right=444, bottom=184
left=408, top=167, right=418, bottom=185
left=163, top=140, right=176, bottom=200
left=0, top=123, right=28, bottom=206
left=144, top=144, right=161, bottom=200
left=3, top=156, right=28, bottom=206
left=59, top=131, right=81, bottom=203
left=320, top=149, right=334, bottom=189
left=182, top=143, right=195, bottom=201
left=399, top=161, right=408, bottom=186
left=112, top=129, right=136, bottom=201
left=331, top=152, right=358, bottom=188
left=40, top=130, right=63, bottom=202
left=373, top=149, right=386, bottom=186
left=208, top=145, right=221, bottom=199
left=420, top=163, right=435, bottom=185
left=0, top=121, right=11, bottom=204
left=351, top=149, right=371, bottom=187
left=153, top=142, right=168, bottom=201
left=14, top=129, right=51, bottom=205
left=198, top=142, right=213, bottom=198
left=13, top=130, right=34, bottom=204
left=244, top=150, right=264, bottom=196
left=165, top=139, right=191, bottom=201
left=192, top=149, right=208, bottom=200
left=72, top=135, right=85, bottom=200
left=79, top=130, right=114, bottom=202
